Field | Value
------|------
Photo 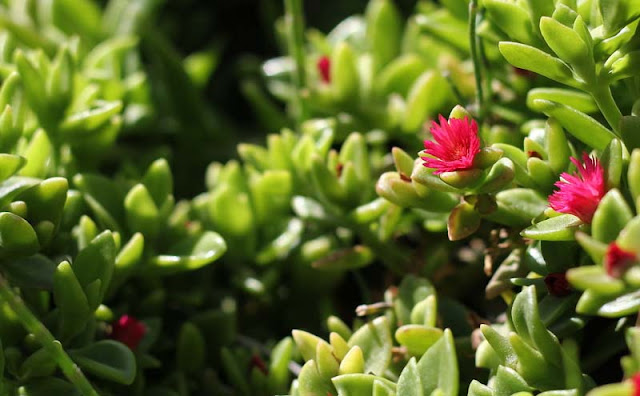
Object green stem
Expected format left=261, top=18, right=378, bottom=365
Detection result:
left=284, top=0, right=308, bottom=124
left=0, top=275, right=98, bottom=396
left=592, top=83, right=622, bottom=136
left=469, top=0, right=485, bottom=119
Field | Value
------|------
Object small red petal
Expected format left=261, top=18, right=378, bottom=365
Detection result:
left=317, top=56, right=331, bottom=83
left=605, top=242, right=636, bottom=278
left=527, top=151, right=542, bottom=159
left=422, top=115, right=481, bottom=174
left=632, top=372, right=640, bottom=396
left=544, top=272, right=572, bottom=297
left=336, top=162, right=344, bottom=178
left=513, top=67, right=536, bottom=78
left=250, top=354, right=269, bottom=375
left=111, top=315, right=147, bottom=350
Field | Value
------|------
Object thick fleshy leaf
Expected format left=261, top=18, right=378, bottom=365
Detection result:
left=532, top=99, right=615, bottom=150
left=348, top=316, right=393, bottom=376
left=521, top=214, right=582, bottom=240
left=395, top=325, right=443, bottom=357
left=416, top=329, right=458, bottom=396
left=148, top=231, right=226, bottom=275
left=498, top=42, right=578, bottom=88
left=0, top=212, right=39, bottom=258
left=69, top=340, right=136, bottom=385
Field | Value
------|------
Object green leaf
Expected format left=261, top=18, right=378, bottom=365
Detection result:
left=69, top=340, right=136, bottom=385
left=375, top=55, right=427, bottom=97
left=567, top=266, right=625, bottom=295
left=447, top=201, right=481, bottom=241
left=331, top=42, right=359, bottom=103
left=485, top=0, right=539, bottom=45
left=73, top=174, right=125, bottom=232
left=176, top=322, right=206, bottom=374
left=298, top=360, right=335, bottom=396
left=312, top=245, right=374, bottom=271
left=601, top=138, right=624, bottom=190
left=591, top=189, right=633, bottom=243
left=18, top=177, right=68, bottom=244
left=53, top=261, right=91, bottom=340
left=488, top=188, right=547, bottom=226
left=124, top=184, right=160, bottom=240
left=3, top=254, right=56, bottom=290
left=629, top=150, right=640, bottom=209
left=621, top=116, right=640, bottom=151
left=397, top=357, right=424, bottom=396
left=521, top=214, right=582, bottom=241
left=498, top=42, right=579, bottom=88
left=395, top=325, right=444, bottom=357
left=366, top=0, right=402, bottom=70
left=148, top=231, right=226, bottom=275
left=0, top=212, right=39, bottom=258
left=539, top=17, right=594, bottom=81
left=348, top=316, right=393, bottom=376
left=597, top=290, right=640, bottom=317
left=527, top=89, right=597, bottom=114
left=545, top=118, right=571, bottom=174
left=394, top=276, right=435, bottom=326
left=532, top=99, right=615, bottom=150
left=256, top=218, right=303, bottom=264
left=19, top=130, right=52, bottom=179
left=209, top=186, right=254, bottom=237
left=332, top=374, right=397, bottom=395
left=17, top=378, right=80, bottom=396
left=0, top=154, right=25, bottom=182
left=142, top=158, right=173, bottom=208
left=268, top=337, right=294, bottom=393
left=416, top=328, right=458, bottom=396
left=72, top=231, right=116, bottom=309
left=402, top=70, right=450, bottom=132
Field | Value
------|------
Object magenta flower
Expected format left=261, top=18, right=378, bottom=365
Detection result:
left=317, top=55, right=331, bottom=83
left=605, top=242, right=636, bottom=278
left=111, top=315, right=147, bottom=350
left=548, top=153, right=606, bottom=223
left=421, top=115, right=481, bottom=174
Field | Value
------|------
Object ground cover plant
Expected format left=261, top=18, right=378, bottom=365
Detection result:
left=0, top=0, right=640, bottom=395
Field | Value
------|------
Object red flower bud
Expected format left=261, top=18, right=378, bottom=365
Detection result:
left=317, top=55, right=331, bottom=83
left=544, top=272, right=572, bottom=297
left=605, top=242, right=637, bottom=278
left=111, top=315, right=147, bottom=350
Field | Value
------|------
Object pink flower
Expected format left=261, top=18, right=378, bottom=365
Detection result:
left=421, top=115, right=481, bottom=174
left=548, top=153, right=606, bottom=223
left=605, top=242, right=636, bottom=278
left=317, top=56, right=331, bottom=83
left=111, top=315, right=146, bottom=350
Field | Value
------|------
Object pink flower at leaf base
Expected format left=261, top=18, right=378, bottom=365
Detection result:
left=421, top=115, right=481, bottom=174
left=548, top=153, right=606, bottom=223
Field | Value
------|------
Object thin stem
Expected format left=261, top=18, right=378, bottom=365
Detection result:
left=591, top=83, right=622, bottom=135
left=469, top=0, right=485, bottom=119
left=284, top=0, right=308, bottom=124
left=0, top=275, right=98, bottom=396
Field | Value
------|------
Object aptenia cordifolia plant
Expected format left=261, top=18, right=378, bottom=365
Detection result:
left=0, top=0, right=639, bottom=395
